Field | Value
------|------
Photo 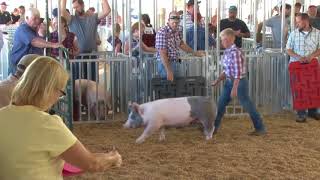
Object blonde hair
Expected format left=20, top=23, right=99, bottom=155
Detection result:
left=220, top=28, right=235, bottom=38
left=11, top=56, right=69, bottom=111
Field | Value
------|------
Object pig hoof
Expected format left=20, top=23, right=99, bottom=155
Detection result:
left=135, top=138, right=145, bottom=144
left=159, top=135, right=166, bottom=141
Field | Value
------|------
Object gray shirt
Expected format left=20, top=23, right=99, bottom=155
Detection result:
left=265, top=15, right=290, bottom=48
left=69, top=13, right=99, bottom=53
left=310, top=17, right=320, bottom=30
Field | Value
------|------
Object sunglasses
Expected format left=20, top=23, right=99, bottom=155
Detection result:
left=169, top=16, right=180, bottom=20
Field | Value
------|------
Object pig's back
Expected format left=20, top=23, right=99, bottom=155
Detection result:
left=143, top=97, right=194, bottom=126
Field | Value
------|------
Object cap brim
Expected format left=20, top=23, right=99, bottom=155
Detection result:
left=187, top=1, right=201, bottom=5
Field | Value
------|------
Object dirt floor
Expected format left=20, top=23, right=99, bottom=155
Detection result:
left=65, top=112, right=320, bottom=180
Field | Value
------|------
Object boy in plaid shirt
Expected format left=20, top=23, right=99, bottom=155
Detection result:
left=212, top=28, right=266, bottom=136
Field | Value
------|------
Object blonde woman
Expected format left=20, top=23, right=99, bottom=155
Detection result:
left=0, top=56, right=122, bottom=180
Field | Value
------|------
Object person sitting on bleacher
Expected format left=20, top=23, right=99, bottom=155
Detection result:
left=0, top=56, right=122, bottom=180
left=0, top=54, right=39, bottom=109
left=155, top=11, right=204, bottom=81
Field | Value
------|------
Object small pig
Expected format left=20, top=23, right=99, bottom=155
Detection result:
left=73, top=79, right=112, bottom=120
left=123, top=96, right=216, bottom=144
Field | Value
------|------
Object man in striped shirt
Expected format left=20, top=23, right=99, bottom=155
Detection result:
left=286, top=13, right=320, bottom=122
left=156, top=11, right=204, bottom=81
left=212, top=28, right=266, bottom=136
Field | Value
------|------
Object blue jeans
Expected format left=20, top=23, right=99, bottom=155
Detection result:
left=215, top=78, right=266, bottom=132
left=157, top=61, right=179, bottom=78
left=297, top=108, right=317, bottom=118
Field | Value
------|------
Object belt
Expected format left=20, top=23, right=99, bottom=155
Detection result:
left=226, top=77, right=245, bottom=81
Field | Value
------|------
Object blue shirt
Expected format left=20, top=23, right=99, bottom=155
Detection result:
left=10, top=23, right=43, bottom=65
left=69, top=14, right=99, bottom=53
left=125, top=36, right=140, bottom=57
left=186, top=25, right=215, bottom=50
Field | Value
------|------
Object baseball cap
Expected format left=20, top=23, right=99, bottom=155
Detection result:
left=308, top=5, right=317, bottom=9
left=229, top=6, right=238, bottom=12
left=0, top=2, right=8, bottom=6
left=17, top=54, right=40, bottom=73
left=187, top=0, right=201, bottom=6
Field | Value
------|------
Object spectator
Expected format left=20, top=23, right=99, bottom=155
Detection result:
left=220, top=6, right=250, bottom=48
left=11, top=8, right=20, bottom=24
left=0, top=54, right=39, bottom=108
left=10, top=8, right=63, bottom=74
left=155, top=11, right=204, bottom=81
left=211, top=28, right=266, bottom=136
left=52, top=7, right=70, bottom=18
left=124, top=22, right=156, bottom=56
left=87, top=7, right=95, bottom=16
left=186, top=12, right=215, bottom=50
left=180, top=0, right=201, bottom=29
left=18, top=5, right=25, bottom=24
left=257, top=4, right=291, bottom=48
left=308, top=5, right=320, bottom=30
left=271, top=6, right=279, bottom=16
left=295, top=2, right=302, bottom=16
left=142, top=14, right=156, bottom=47
left=50, top=17, right=80, bottom=58
left=37, top=18, right=46, bottom=38
left=61, top=0, right=110, bottom=53
left=286, top=13, right=320, bottom=122
left=61, top=0, right=111, bottom=81
left=308, top=5, right=317, bottom=17
left=107, top=23, right=122, bottom=54
left=0, top=56, right=122, bottom=180
left=0, top=2, right=11, bottom=25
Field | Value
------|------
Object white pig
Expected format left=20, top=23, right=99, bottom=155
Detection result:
left=74, top=79, right=112, bottom=120
left=123, top=96, right=216, bottom=144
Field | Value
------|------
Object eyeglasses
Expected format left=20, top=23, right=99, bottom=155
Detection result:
left=59, top=89, right=66, bottom=97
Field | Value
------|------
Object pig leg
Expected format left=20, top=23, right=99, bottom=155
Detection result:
left=200, top=117, right=215, bottom=140
left=159, top=127, right=166, bottom=141
left=136, top=122, right=161, bottom=144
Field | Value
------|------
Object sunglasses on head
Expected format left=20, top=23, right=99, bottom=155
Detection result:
left=169, top=16, right=180, bottom=20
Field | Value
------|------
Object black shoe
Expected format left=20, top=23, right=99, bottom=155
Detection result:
left=308, top=113, right=320, bottom=120
left=248, top=130, right=266, bottom=136
left=296, top=116, right=306, bottom=123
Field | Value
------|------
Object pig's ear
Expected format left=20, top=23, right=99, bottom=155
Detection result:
left=131, top=102, right=140, bottom=112
left=132, top=102, right=144, bottom=115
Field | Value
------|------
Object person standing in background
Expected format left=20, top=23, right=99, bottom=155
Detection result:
left=0, top=2, right=11, bottom=25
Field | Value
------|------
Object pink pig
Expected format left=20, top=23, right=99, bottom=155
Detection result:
left=73, top=79, right=112, bottom=120
left=124, top=96, right=216, bottom=144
